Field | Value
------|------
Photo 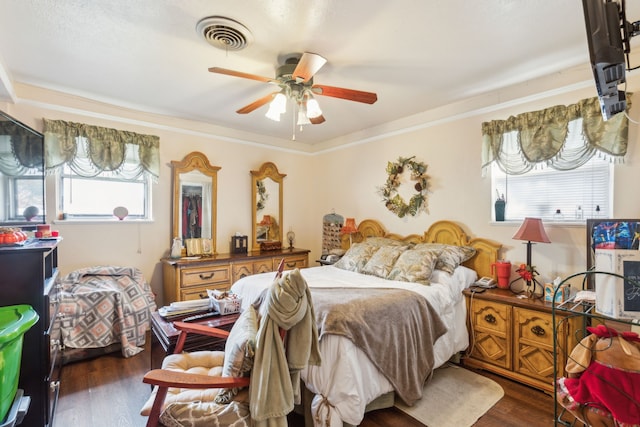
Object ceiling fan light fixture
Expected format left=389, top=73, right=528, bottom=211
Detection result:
left=297, top=109, right=311, bottom=126
left=266, top=93, right=287, bottom=121
left=306, top=97, right=323, bottom=119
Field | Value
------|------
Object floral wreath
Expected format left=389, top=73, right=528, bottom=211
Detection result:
left=378, top=156, right=430, bottom=218
left=256, top=180, right=269, bottom=211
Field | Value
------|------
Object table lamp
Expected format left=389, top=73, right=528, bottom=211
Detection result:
left=340, top=218, right=358, bottom=246
left=512, top=217, right=551, bottom=297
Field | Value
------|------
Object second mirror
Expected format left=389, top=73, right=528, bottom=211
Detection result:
left=251, top=162, right=285, bottom=250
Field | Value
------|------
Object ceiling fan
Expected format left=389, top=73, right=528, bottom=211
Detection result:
left=209, top=52, right=378, bottom=125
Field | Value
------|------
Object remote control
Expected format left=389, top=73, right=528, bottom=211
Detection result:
left=181, top=311, right=219, bottom=322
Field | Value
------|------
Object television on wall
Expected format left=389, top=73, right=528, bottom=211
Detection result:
left=581, top=0, right=639, bottom=120
left=0, top=110, right=46, bottom=229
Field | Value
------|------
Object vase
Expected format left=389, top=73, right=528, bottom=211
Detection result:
left=494, top=200, right=505, bottom=222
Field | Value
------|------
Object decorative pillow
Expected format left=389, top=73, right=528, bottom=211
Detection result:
left=387, top=248, right=441, bottom=284
left=214, top=306, right=258, bottom=404
left=431, top=265, right=478, bottom=289
left=361, top=245, right=408, bottom=278
left=333, top=242, right=381, bottom=272
left=414, top=243, right=476, bottom=274
left=362, top=237, right=408, bottom=247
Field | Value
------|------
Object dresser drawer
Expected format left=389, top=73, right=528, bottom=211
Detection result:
left=514, top=307, right=554, bottom=348
left=471, top=300, right=510, bottom=334
left=180, top=286, right=219, bottom=301
left=279, top=255, right=308, bottom=270
left=181, top=266, right=230, bottom=288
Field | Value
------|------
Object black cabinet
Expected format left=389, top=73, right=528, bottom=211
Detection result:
left=0, top=239, right=61, bottom=427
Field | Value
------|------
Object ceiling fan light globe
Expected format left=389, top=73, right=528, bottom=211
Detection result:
left=265, top=106, right=281, bottom=122
left=297, top=110, right=311, bottom=125
left=271, top=93, right=287, bottom=114
left=306, top=98, right=322, bottom=118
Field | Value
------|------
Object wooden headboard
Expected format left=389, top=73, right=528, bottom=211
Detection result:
left=341, top=219, right=501, bottom=279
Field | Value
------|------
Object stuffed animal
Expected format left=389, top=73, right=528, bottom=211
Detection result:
left=556, top=324, right=640, bottom=426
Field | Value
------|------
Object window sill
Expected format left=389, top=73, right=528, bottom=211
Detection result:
left=53, top=218, right=154, bottom=225
left=491, top=220, right=587, bottom=227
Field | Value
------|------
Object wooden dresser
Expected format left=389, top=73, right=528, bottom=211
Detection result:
left=463, top=287, right=580, bottom=394
left=161, top=248, right=309, bottom=304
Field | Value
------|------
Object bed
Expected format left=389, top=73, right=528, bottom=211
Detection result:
left=231, top=219, right=501, bottom=427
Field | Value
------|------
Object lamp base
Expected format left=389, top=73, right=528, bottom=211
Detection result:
left=508, top=277, right=543, bottom=299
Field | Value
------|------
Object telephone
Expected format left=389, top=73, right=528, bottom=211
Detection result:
left=320, top=254, right=341, bottom=263
left=474, top=276, right=496, bottom=288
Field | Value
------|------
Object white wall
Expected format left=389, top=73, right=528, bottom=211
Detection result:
left=3, top=67, right=640, bottom=303
left=313, top=75, right=640, bottom=286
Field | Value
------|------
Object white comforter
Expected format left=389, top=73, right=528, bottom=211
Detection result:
left=231, top=265, right=476, bottom=427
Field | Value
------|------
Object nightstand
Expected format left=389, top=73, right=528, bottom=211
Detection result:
left=463, top=287, right=580, bottom=394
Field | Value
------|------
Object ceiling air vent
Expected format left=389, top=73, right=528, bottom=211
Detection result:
left=196, top=16, right=253, bottom=51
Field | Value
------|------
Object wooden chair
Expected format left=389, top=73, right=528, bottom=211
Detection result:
left=142, top=260, right=287, bottom=427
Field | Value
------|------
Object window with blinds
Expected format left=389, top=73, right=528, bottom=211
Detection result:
left=491, top=136, right=612, bottom=223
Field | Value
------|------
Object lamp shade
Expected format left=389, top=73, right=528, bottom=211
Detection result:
left=340, top=218, right=357, bottom=234
left=259, top=215, right=272, bottom=226
left=512, top=217, right=551, bottom=243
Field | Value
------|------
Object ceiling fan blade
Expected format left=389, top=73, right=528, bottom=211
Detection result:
left=312, top=84, right=378, bottom=104
left=292, top=52, right=327, bottom=83
left=310, top=115, right=326, bottom=125
left=236, top=92, right=278, bottom=114
left=209, top=67, right=275, bottom=83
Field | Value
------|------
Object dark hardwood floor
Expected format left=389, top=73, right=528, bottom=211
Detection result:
left=55, top=340, right=578, bottom=427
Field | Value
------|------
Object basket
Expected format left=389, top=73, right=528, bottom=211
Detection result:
left=0, top=305, right=39, bottom=423
left=210, top=297, right=242, bottom=315
left=207, top=290, right=242, bottom=315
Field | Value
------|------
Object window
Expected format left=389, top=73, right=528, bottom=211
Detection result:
left=482, top=96, right=628, bottom=223
left=492, top=157, right=611, bottom=222
left=3, top=175, right=44, bottom=222
left=43, top=119, right=159, bottom=221
left=60, top=164, right=152, bottom=220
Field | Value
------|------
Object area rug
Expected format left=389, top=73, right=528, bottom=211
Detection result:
left=395, top=363, right=504, bottom=427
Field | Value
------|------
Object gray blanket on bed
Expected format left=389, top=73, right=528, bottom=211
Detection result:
left=310, top=287, right=447, bottom=406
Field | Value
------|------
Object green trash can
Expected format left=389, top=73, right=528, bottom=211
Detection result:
left=0, top=305, right=39, bottom=423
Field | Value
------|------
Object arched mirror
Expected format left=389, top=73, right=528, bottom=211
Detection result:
left=171, top=152, right=221, bottom=254
left=251, top=162, right=285, bottom=250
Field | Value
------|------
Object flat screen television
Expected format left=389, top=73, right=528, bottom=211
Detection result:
left=582, top=0, right=629, bottom=119
left=0, top=110, right=45, bottom=229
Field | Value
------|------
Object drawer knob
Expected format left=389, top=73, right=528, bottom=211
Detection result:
left=484, top=314, right=496, bottom=324
left=531, top=325, right=546, bottom=337
left=199, top=273, right=215, bottom=280
left=286, top=262, right=296, bottom=268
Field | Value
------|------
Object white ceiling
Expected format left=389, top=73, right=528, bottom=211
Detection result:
left=0, top=0, right=638, bottom=146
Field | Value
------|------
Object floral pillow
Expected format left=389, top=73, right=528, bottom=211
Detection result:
left=361, top=245, right=408, bottom=278
left=214, top=306, right=258, bottom=404
left=333, top=242, right=381, bottom=272
left=387, top=248, right=441, bottom=284
left=414, top=243, right=476, bottom=274
left=363, top=237, right=408, bottom=247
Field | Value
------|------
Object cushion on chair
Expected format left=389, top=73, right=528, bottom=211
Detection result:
left=215, top=305, right=259, bottom=403
left=160, top=400, right=250, bottom=427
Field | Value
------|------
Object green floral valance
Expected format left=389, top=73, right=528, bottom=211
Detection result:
left=481, top=95, right=631, bottom=175
left=43, top=119, right=160, bottom=179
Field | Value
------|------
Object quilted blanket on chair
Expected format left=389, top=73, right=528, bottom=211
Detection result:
left=58, top=266, right=156, bottom=358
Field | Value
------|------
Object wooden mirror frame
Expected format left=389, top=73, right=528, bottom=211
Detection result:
left=171, top=152, right=221, bottom=254
left=251, top=162, right=286, bottom=250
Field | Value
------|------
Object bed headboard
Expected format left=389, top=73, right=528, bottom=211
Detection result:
left=342, top=219, right=501, bottom=280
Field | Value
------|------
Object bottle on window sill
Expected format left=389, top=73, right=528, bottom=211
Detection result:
left=554, top=209, right=563, bottom=221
